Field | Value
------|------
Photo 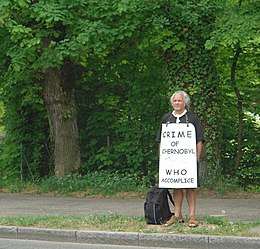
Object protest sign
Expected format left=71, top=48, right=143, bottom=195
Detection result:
left=159, top=123, right=198, bottom=189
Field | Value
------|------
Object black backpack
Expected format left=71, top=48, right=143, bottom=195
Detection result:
left=144, top=187, right=174, bottom=225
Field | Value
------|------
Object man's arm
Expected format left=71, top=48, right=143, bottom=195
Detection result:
left=196, top=141, right=203, bottom=161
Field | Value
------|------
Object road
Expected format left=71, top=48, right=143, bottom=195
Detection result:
left=0, top=239, right=185, bottom=249
left=0, top=193, right=259, bottom=249
left=0, top=193, right=259, bottom=222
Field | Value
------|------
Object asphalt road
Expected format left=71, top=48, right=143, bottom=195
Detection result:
left=0, top=238, right=186, bottom=249
left=0, top=192, right=259, bottom=222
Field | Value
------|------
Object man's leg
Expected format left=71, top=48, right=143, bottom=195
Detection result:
left=174, top=188, right=184, bottom=218
left=186, top=188, right=196, bottom=217
left=186, top=188, right=198, bottom=227
left=163, top=188, right=184, bottom=226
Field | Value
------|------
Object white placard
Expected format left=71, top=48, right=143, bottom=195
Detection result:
left=159, top=123, right=198, bottom=189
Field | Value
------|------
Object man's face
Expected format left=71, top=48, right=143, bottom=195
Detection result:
left=173, top=93, right=185, bottom=113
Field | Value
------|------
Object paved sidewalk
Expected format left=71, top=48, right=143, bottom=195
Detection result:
left=0, top=193, right=259, bottom=249
left=0, top=193, right=259, bottom=221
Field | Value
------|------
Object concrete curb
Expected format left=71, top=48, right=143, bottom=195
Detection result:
left=0, top=226, right=259, bottom=249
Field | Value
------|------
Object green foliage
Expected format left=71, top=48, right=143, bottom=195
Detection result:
left=1, top=168, right=257, bottom=197
left=204, top=216, right=228, bottom=226
left=40, top=171, right=146, bottom=195
left=157, top=0, right=222, bottom=177
left=0, top=180, right=36, bottom=193
left=76, top=8, right=167, bottom=178
left=219, top=102, right=260, bottom=186
left=0, top=101, right=4, bottom=131
left=205, top=0, right=260, bottom=186
left=0, top=74, right=52, bottom=181
left=205, top=0, right=259, bottom=49
left=237, top=117, right=260, bottom=187
left=201, top=174, right=241, bottom=196
left=0, top=0, right=258, bottom=190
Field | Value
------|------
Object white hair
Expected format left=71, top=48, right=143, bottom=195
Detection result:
left=170, top=90, right=191, bottom=110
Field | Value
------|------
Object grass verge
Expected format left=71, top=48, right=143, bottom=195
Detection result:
left=1, top=171, right=259, bottom=199
left=0, top=215, right=259, bottom=237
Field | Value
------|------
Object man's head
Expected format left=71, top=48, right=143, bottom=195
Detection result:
left=170, top=91, right=190, bottom=113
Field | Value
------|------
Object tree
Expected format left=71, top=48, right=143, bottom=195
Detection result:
left=154, top=0, right=223, bottom=178
left=0, top=0, right=83, bottom=176
left=1, top=0, right=257, bottom=188
left=205, top=0, right=259, bottom=173
left=0, top=0, right=163, bottom=177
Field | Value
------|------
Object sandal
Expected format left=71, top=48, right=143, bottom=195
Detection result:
left=188, top=216, right=198, bottom=228
left=163, top=215, right=184, bottom=227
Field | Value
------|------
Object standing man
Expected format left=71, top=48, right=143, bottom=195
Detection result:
left=156, top=90, right=204, bottom=227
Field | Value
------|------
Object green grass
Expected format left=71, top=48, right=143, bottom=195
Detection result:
left=1, top=170, right=259, bottom=198
left=0, top=215, right=259, bottom=237
left=1, top=171, right=149, bottom=197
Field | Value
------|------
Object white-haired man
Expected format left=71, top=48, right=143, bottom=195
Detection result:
left=156, top=90, right=204, bottom=227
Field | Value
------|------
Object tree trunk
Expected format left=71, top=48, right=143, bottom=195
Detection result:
left=42, top=66, right=80, bottom=176
left=231, top=47, right=243, bottom=171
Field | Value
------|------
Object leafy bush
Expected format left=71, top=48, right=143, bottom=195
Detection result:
left=0, top=101, right=4, bottom=132
left=40, top=171, right=148, bottom=195
left=201, top=174, right=242, bottom=196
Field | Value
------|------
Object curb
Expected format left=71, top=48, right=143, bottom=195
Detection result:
left=0, top=226, right=259, bottom=249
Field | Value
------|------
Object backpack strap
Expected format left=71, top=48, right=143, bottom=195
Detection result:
left=167, top=190, right=174, bottom=206
left=185, top=113, right=189, bottom=127
left=166, top=112, right=173, bottom=126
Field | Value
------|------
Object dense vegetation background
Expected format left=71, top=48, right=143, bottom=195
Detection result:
left=0, top=0, right=259, bottom=192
